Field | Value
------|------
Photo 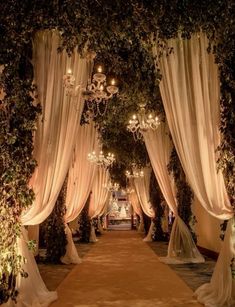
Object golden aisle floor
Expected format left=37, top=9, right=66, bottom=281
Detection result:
left=50, top=231, right=202, bottom=307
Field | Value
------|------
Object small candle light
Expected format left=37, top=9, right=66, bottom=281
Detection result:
left=67, top=68, right=72, bottom=74
left=100, top=85, right=104, bottom=91
left=111, top=79, right=115, bottom=86
left=97, top=66, right=102, bottom=73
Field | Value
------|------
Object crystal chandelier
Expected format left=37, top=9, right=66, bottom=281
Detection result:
left=63, top=68, right=78, bottom=96
left=104, top=182, right=120, bottom=192
left=125, top=169, right=144, bottom=178
left=83, top=66, right=119, bottom=116
left=87, top=150, right=115, bottom=167
left=127, top=102, right=160, bottom=140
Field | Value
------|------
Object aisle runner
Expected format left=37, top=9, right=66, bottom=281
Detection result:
left=50, top=231, right=202, bottom=307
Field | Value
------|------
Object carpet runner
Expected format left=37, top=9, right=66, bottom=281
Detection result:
left=50, top=231, right=202, bottom=306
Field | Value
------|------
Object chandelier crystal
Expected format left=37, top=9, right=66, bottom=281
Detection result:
left=104, top=182, right=120, bottom=192
left=127, top=102, right=160, bottom=140
left=125, top=169, right=144, bottom=178
left=87, top=150, right=115, bottom=167
left=83, top=66, right=118, bottom=116
left=63, top=68, right=77, bottom=96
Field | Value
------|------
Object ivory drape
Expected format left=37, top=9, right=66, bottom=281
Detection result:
left=143, top=123, right=204, bottom=263
left=23, top=30, right=90, bottom=224
left=128, top=189, right=145, bottom=232
left=61, top=123, right=99, bottom=264
left=133, top=167, right=155, bottom=241
left=89, top=166, right=110, bottom=242
left=156, top=32, right=234, bottom=306
left=7, top=30, right=91, bottom=307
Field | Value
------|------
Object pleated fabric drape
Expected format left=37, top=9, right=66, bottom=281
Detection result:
left=155, top=32, right=234, bottom=306
left=89, top=166, right=110, bottom=242
left=61, top=122, right=99, bottom=264
left=133, top=167, right=155, bottom=241
left=128, top=188, right=145, bottom=232
left=6, top=30, right=91, bottom=307
left=143, top=123, right=204, bottom=263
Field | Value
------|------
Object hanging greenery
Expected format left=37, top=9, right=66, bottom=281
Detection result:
left=77, top=193, right=91, bottom=243
left=149, top=170, right=166, bottom=241
left=167, top=147, right=196, bottom=242
left=0, top=0, right=235, bottom=302
left=0, top=42, right=39, bottom=303
left=43, top=177, right=68, bottom=264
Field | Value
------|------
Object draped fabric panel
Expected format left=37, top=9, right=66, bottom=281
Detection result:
left=133, top=167, right=155, bottom=241
left=89, top=167, right=110, bottom=242
left=4, top=228, right=57, bottom=307
left=9, top=30, right=92, bottom=306
left=128, top=188, right=144, bottom=232
left=23, top=30, right=90, bottom=224
left=143, top=124, right=204, bottom=263
left=156, top=32, right=234, bottom=306
left=61, top=123, right=99, bottom=264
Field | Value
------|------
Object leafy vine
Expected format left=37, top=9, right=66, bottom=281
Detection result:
left=167, top=147, right=196, bottom=242
left=0, top=0, right=234, bottom=302
left=43, top=177, right=68, bottom=263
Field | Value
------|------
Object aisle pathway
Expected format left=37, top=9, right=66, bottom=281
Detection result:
left=51, top=231, right=202, bottom=306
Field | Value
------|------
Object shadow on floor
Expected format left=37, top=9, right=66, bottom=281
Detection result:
left=147, top=241, right=216, bottom=291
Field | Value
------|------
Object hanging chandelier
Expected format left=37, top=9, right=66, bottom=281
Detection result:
left=87, top=150, right=115, bottom=167
left=63, top=68, right=78, bottom=96
left=104, top=182, right=120, bottom=192
left=83, top=66, right=119, bottom=116
left=125, top=169, right=144, bottom=178
left=127, top=102, right=160, bottom=140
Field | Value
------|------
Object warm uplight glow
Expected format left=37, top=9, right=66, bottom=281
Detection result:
left=111, top=79, right=115, bottom=85
left=133, top=114, right=137, bottom=120
left=97, top=66, right=102, bottom=73
left=100, top=85, right=104, bottom=91
left=67, top=68, right=72, bottom=74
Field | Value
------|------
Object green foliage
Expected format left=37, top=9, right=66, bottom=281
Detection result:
left=149, top=170, right=166, bottom=241
left=43, top=178, right=68, bottom=264
left=77, top=194, right=91, bottom=243
left=168, top=147, right=196, bottom=242
left=0, top=0, right=234, bottom=302
left=0, top=40, right=39, bottom=301
left=220, top=220, right=228, bottom=241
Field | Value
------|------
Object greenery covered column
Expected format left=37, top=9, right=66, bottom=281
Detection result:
left=149, top=170, right=166, bottom=241
left=43, top=177, right=68, bottom=263
left=168, top=147, right=196, bottom=242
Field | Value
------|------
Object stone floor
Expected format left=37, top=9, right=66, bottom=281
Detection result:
left=38, top=230, right=216, bottom=294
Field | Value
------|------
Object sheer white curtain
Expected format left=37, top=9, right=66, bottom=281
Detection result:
left=5, top=30, right=91, bottom=307
left=156, top=32, right=234, bottom=306
left=61, top=122, right=99, bottom=264
left=23, top=30, right=90, bottom=224
left=133, top=167, right=155, bottom=241
left=89, top=166, right=110, bottom=242
left=143, top=123, right=204, bottom=263
left=128, top=186, right=145, bottom=232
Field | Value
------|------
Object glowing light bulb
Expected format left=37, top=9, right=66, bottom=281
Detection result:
left=133, top=114, right=137, bottom=120
left=111, top=79, right=115, bottom=85
left=100, top=85, right=104, bottom=91
left=67, top=68, right=72, bottom=74
left=97, top=66, right=102, bottom=73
